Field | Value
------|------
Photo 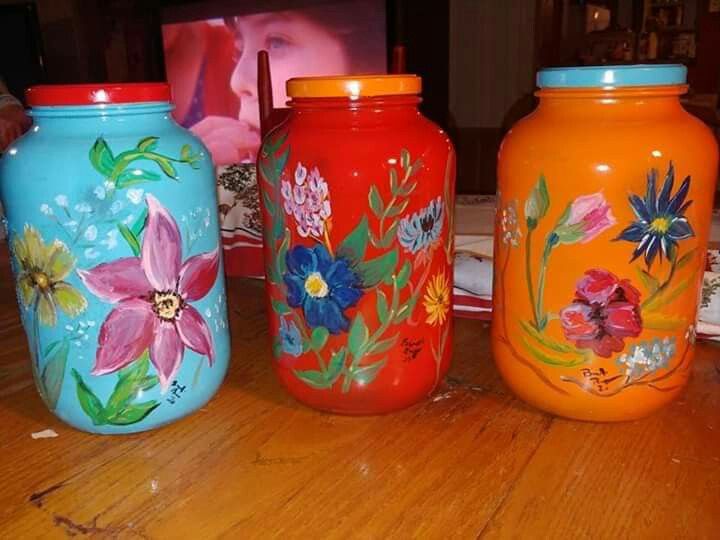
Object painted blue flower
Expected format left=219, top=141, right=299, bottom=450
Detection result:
left=615, top=162, right=694, bottom=268
left=397, top=196, right=444, bottom=254
left=283, top=245, right=362, bottom=334
left=279, top=317, right=303, bottom=357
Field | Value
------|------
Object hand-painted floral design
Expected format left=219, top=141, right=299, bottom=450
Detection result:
left=423, top=271, right=450, bottom=326
left=78, top=194, right=218, bottom=390
left=616, top=336, right=675, bottom=378
left=283, top=244, right=362, bottom=334
left=281, top=162, right=332, bottom=239
left=398, top=196, right=444, bottom=254
left=12, top=226, right=87, bottom=326
left=615, top=162, right=694, bottom=267
left=279, top=317, right=303, bottom=357
left=554, top=192, right=616, bottom=245
left=559, top=269, right=642, bottom=357
left=500, top=200, right=522, bottom=247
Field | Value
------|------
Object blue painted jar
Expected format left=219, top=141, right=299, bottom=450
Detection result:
left=0, top=83, right=230, bottom=434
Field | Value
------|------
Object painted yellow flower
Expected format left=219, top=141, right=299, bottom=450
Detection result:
left=423, top=271, right=450, bottom=326
left=12, top=226, right=87, bottom=326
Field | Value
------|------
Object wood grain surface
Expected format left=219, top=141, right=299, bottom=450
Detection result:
left=0, top=243, right=718, bottom=539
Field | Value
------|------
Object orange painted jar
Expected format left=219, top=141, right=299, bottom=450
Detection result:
left=257, top=75, right=455, bottom=414
left=492, top=65, right=719, bottom=421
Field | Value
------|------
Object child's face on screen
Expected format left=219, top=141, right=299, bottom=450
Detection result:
left=230, top=12, right=350, bottom=130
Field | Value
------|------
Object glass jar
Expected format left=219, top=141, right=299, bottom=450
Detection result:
left=0, top=84, right=230, bottom=433
left=258, top=75, right=455, bottom=414
left=493, top=65, right=719, bottom=421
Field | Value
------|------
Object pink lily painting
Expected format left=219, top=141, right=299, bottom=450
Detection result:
left=78, top=195, right=219, bottom=390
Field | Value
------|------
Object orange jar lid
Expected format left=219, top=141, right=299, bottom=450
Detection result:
left=286, top=74, right=421, bottom=99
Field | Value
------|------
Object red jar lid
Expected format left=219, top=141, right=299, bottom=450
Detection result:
left=26, top=83, right=172, bottom=106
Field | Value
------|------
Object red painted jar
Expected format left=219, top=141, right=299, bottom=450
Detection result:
left=257, top=75, right=455, bottom=414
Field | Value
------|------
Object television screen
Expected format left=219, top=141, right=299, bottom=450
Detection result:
left=161, top=0, right=387, bottom=166
left=161, top=0, right=387, bottom=277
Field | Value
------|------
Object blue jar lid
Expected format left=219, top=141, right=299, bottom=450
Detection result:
left=537, top=64, right=687, bottom=88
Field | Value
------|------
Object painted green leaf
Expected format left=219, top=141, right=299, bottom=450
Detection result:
left=277, top=229, right=290, bottom=276
left=379, top=221, right=399, bottom=248
left=390, top=168, right=399, bottom=194
left=311, top=326, right=329, bottom=352
left=107, top=356, right=156, bottom=414
left=400, top=149, right=410, bottom=170
left=293, top=369, right=333, bottom=389
left=368, top=334, right=398, bottom=355
left=180, top=144, right=191, bottom=160
left=369, top=185, right=384, bottom=217
left=357, top=249, right=398, bottom=288
left=119, top=351, right=150, bottom=381
left=42, top=340, right=62, bottom=359
left=131, top=208, right=148, bottom=238
left=106, top=401, right=160, bottom=425
left=155, top=158, right=178, bottom=179
left=271, top=299, right=292, bottom=315
left=636, top=267, right=660, bottom=294
left=676, top=248, right=698, bottom=271
left=376, top=290, right=389, bottom=325
left=520, top=337, right=586, bottom=368
left=117, top=223, right=141, bottom=256
left=264, top=130, right=289, bottom=156
left=89, top=138, right=115, bottom=176
left=348, top=312, right=369, bottom=357
left=71, top=369, right=106, bottom=425
left=408, top=158, right=423, bottom=177
left=40, top=340, right=70, bottom=410
left=262, top=191, right=276, bottom=215
left=554, top=223, right=585, bottom=245
left=272, top=340, right=283, bottom=359
left=519, top=320, right=579, bottom=355
left=275, top=147, right=290, bottom=178
left=351, top=358, right=387, bottom=386
left=524, top=174, right=550, bottom=227
left=385, top=199, right=409, bottom=219
left=137, top=136, right=159, bottom=152
left=326, top=348, right=347, bottom=385
left=116, top=168, right=162, bottom=188
left=396, top=260, right=412, bottom=289
left=337, top=215, right=369, bottom=265
left=394, top=295, right=418, bottom=323
left=259, top=159, right=275, bottom=186
left=643, top=312, right=685, bottom=330
left=645, top=276, right=693, bottom=312
left=396, top=181, right=418, bottom=197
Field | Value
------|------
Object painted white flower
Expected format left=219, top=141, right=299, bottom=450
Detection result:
left=64, top=220, right=79, bottom=232
left=40, top=204, right=53, bottom=216
left=84, top=247, right=100, bottom=259
left=123, top=213, right=135, bottom=225
left=101, top=229, right=118, bottom=250
left=617, top=337, right=676, bottom=378
left=54, top=195, right=69, bottom=207
left=110, top=200, right=124, bottom=215
left=205, top=308, right=212, bottom=318
left=94, top=186, right=106, bottom=200
left=75, top=202, right=92, bottom=214
left=84, top=225, right=98, bottom=241
left=127, top=188, right=144, bottom=204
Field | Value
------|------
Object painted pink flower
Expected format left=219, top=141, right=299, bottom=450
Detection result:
left=78, top=195, right=218, bottom=390
left=559, top=269, right=642, bottom=358
left=556, top=192, right=616, bottom=245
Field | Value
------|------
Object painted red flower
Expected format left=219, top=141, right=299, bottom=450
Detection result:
left=559, top=269, right=642, bottom=358
left=78, top=195, right=218, bottom=390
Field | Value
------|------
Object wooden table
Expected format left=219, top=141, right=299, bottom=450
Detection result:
left=1, top=243, right=719, bottom=539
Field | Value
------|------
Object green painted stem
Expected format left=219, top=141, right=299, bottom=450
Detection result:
left=642, top=253, right=679, bottom=309
left=534, top=239, right=554, bottom=331
left=525, top=229, right=539, bottom=329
